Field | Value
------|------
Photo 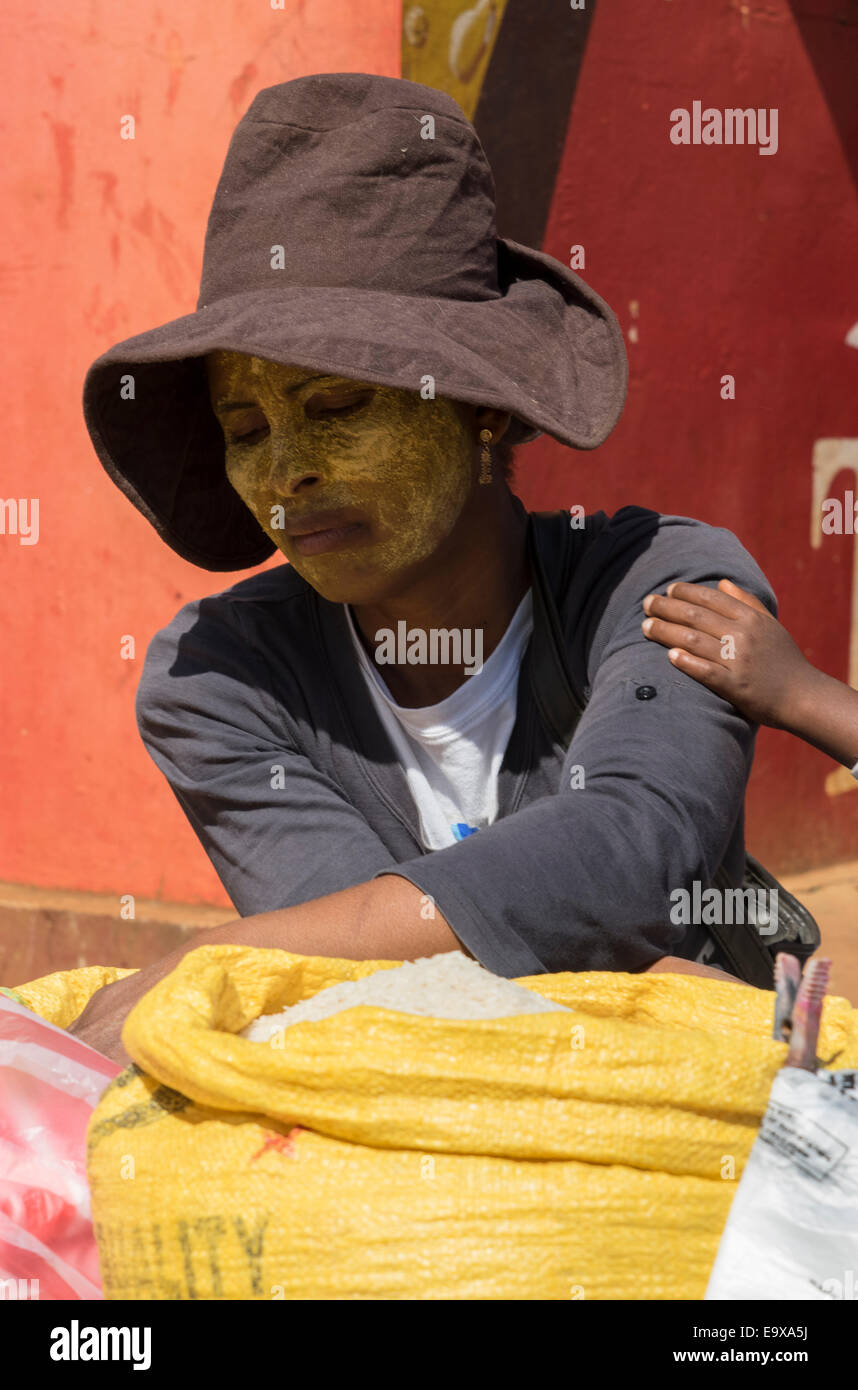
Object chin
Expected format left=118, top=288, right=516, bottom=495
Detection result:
left=282, top=554, right=394, bottom=607
left=308, top=574, right=401, bottom=606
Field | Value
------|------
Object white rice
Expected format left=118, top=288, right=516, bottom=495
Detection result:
left=240, top=950, right=569, bottom=1042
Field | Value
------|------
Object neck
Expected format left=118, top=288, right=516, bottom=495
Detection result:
left=351, top=486, right=530, bottom=707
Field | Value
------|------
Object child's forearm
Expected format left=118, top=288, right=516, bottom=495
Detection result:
left=780, top=667, right=858, bottom=770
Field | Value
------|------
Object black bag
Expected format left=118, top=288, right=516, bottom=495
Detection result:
left=525, top=511, right=821, bottom=990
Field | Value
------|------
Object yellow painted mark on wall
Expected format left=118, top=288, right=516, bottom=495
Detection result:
left=402, top=0, right=510, bottom=121
left=810, top=438, right=858, bottom=796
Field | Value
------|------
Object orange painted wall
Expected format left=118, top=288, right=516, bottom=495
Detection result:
left=2, top=3, right=400, bottom=907
left=2, top=1, right=857, bottom=909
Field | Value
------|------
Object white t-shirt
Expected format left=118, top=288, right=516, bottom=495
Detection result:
left=345, top=591, right=534, bottom=849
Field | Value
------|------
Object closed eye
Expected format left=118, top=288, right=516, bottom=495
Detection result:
left=229, top=425, right=269, bottom=447
left=306, top=390, right=374, bottom=420
left=224, top=388, right=374, bottom=444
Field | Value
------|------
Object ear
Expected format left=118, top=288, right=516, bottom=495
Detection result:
left=474, top=407, right=512, bottom=443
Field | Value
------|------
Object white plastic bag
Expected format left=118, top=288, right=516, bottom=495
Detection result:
left=706, top=1067, right=858, bottom=1300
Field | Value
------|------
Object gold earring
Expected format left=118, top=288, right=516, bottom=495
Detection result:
left=479, top=428, right=493, bottom=484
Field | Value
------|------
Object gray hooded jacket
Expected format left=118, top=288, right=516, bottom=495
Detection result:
left=136, top=504, right=775, bottom=977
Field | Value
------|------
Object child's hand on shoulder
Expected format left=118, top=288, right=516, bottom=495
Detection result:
left=640, top=578, right=815, bottom=728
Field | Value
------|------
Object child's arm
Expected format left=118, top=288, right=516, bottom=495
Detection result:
left=641, top=578, right=858, bottom=771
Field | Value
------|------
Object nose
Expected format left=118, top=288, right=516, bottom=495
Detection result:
left=265, top=425, right=322, bottom=496
left=271, top=466, right=321, bottom=496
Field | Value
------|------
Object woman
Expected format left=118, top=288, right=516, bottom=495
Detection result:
left=73, top=73, right=771, bottom=1060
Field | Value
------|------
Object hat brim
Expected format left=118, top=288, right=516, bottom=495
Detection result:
left=83, top=237, right=628, bottom=570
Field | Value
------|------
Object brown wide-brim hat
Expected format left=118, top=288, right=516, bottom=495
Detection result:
left=83, top=72, right=628, bottom=571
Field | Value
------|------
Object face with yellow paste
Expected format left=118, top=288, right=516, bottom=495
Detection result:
left=205, top=351, right=504, bottom=604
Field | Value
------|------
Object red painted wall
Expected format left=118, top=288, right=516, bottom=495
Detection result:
left=2, top=1, right=856, bottom=908
left=516, top=0, right=858, bottom=874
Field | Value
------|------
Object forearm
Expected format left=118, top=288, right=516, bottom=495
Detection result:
left=779, top=667, right=858, bottom=769
left=68, top=875, right=465, bottom=1059
left=218, top=874, right=463, bottom=958
left=142, top=875, right=463, bottom=997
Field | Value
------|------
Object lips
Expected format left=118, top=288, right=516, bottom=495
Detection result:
left=281, top=509, right=369, bottom=557
left=282, top=508, right=363, bottom=538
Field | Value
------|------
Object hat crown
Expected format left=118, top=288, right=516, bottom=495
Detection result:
left=197, top=73, right=501, bottom=307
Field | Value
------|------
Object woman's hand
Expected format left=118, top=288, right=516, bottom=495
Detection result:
left=66, top=972, right=149, bottom=1065
left=641, top=578, right=816, bottom=729
left=643, top=955, right=740, bottom=984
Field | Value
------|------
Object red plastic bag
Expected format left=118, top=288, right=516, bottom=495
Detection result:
left=0, top=992, right=121, bottom=1300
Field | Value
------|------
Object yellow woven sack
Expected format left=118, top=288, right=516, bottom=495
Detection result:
left=77, top=944, right=858, bottom=1301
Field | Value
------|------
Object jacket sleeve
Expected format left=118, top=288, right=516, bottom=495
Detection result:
left=136, top=599, right=399, bottom=916
left=374, top=516, right=777, bottom=977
